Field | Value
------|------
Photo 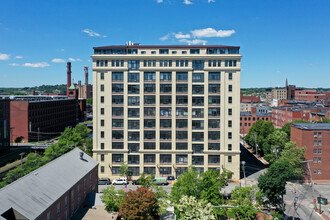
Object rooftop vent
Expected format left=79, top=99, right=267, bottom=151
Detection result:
left=80, top=152, right=84, bottom=160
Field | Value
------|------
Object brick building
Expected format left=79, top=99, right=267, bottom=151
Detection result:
left=295, top=92, right=326, bottom=103
left=240, top=107, right=272, bottom=134
left=10, top=96, right=79, bottom=143
left=0, top=148, right=98, bottom=220
left=291, top=123, right=330, bottom=181
left=0, top=99, right=10, bottom=152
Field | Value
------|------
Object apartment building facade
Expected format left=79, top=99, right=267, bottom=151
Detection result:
left=92, top=44, right=242, bottom=180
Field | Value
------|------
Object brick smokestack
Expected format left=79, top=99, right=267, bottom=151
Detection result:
left=84, top=66, right=88, bottom=85
left=67, top=62, right=72, bottom=89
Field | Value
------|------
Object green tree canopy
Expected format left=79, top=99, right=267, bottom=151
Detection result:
left=119, top=162, right=131, bottom=180
left=176, top=196, right=215, bottom=220
left=101, top=186, right=125, bottom=212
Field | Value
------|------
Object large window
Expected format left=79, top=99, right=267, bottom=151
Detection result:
left=209, top=108, right=220, bottom=117
left=112, top=95, right=123, bottom=104
left=128, top=60, right=140, bottom=70
left=176, top=84, right=188, bottom=93
left=192, top=60, right=204, bottom=70
left=160, top=107, right=172, bottom=117
left=176, top=96, right=188, bottom=105
left=209, top=131, right=220, bottom=140
left=160, top=142, right=172, bottom=150
left=160, top=72, right=172, bottom=81
left=176, top=131, right=188, bottom=140
left=160, top=154, right=172, bottom=164
left=192, top=132, right=204, bottom=141
left=160, top=84, right=172, bottom=93
left=190, top=49, right=200, bottom=54
left=208, top=155, right=220, bottom=164
left=128, top=108, right=140, bottom=117
left=192, top=73, right=204, bottom=82
left=128, top=85, right=139, bottom=94
left=144, top=72, right=156, bottom=81
left=209, top=72, right=221, bottom=81
left=144, top=95, right=156, bottom=105
left=128, top=73, right=139, bottom=82
left=112, top=142, right=124, bottom=149
left=192, top=120, right=204, bottom=129
left=160, top=119, right=172, bottom=128
left=209, top=84, right=220, bottom=93
left=159, top=49, right=169, bottom=54
left=112, top=107, right=123, bottom=116
left=112, top=131, right=123, bottom=140
left=128, top=96, right=140, bottom=106
left=112, top=119, right=124, bottom=128
left=192, top=108, right=204, bottom=118
left=208, top=143, right=220, bottom=151
left=192, top=85, right=204, bottom=94
left=192, top=156, right=204, bottom=165
left=160, top=95, right=172, bottom=105
left=209, top=96, right=220, bottom=105
left=192, top=97, right=204, bottom=106
left=144, top=131, right=155, bottom=139
left=160, top=131, right=172, bottom=140
left=176, top=155, right=188, bottom=164
left=128, top=167, right=140, bottom=176
left=176, top=143, right=188, bottom=150
left=128, top=155, right=140, bottom=165
left=128, top=143, right=139, bottom=152
left=160, top=167, right=172, bottom=175
left=176, top=72, right=188, bottom=81
left=208, top=119, right=220, bottom=128
left=112, top=72, right=123, bottom=81
left=144, top=107, right=156, bottom=116
left=144, top=154, right=156, bottom=164
left=112, top=154, right=124, bottom=163
left=144, top=119, right=156, bottom=128
left=112, top=84, right=124, bottom=93
left=144, top=142, right=156, bottom=150
left=192, top=144, right=204, bottom=153
left=144, top=167, right=156, bottom=175
left=144, top=84, right=156, bottom=93
left=176, top=107, right=188, bottom=117
left=176, top=119, right=188, bottom=128
left=128, top=132, right=140, bottom=141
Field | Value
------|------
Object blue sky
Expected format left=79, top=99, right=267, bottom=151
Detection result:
left=0, top=0, right=329, bottom=88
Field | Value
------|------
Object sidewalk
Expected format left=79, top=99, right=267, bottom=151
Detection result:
left=241, top=142, right=269, bottom=165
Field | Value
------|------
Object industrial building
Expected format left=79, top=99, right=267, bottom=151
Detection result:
left=0, top=99, right=10, bottom=152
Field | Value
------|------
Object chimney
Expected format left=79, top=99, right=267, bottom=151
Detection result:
left=78, top=80, right=82, bottom=86
left=67, top=62, right=72, bottom=89
left=84, top=66, right=89, bottom=85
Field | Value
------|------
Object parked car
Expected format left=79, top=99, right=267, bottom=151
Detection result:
left=167, top=176, right=175, bottom=181
left=152, top=177, right=169, bottom=186
left=132, top=178, right=142, bottom=185
left=98, top=178, right=111, bottom=185
left=112, top=178, right=128, bottom=185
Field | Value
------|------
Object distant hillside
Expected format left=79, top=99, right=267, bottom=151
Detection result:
left=0, top=84, right=67, bottom=95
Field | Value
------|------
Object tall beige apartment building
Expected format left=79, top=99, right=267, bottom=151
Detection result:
left=92, top=43, right=242, bottom=180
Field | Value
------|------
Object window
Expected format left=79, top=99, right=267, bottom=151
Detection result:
left=160, top=131, right=172, bottom=140
left=160, top=142, right=172, bottom=150
left=160, top=154, right=172, bottom=164
left=144, top=142, right=156, bottom=150
left=128, top=96, right=140, bottom=106
left=112, top=131, right=123, bottom=140
left=229, top=72, right=233, bottom=80
left=160, top=167, right=172, bottom=175
left=192, top=132, right=204, bottom=141
left=209, top=96, right=220, bottom=105
left=101, top=119, right=105, bottom=127
left=318, top=157, right=322, bottom=163
left=112, top=142, right=124, bottom=149
left=208, top=155, right=220, bottom=164
left=209, top=131, right=220, bottom=140
left=313, top=157, right=317, bottom=163
left=159, top=49, right=169, bottom=54
left=128, top=85, right=139, bottom=94
left=101, top=143, right=104, bottom=149
left=176, top=107, right=188, bottom=116
left=144, top=119, right=156, bottom=128
left=144, top=72, right=156, bottom=81
left=112, top=167, right=120, bottom=174
left=192, top=144, right=204, bottom=153
left=228, top=85, right=232, bottom=92
left=192, top=120, right=204, bottom=129
left=192, top=60, right=204, bottom=70
left=128, top=72, right=139, bottom=82
left=128, top=167, right=140, bottom=176
left=209, top=119, right=220, bottom=128
left=160, top=95, right=172, bottom=105
left=192, top=97, right=204, bottom=106
left=192, top=156, right=204, bottom=165
left=144, top=84, right=156, bottom=93
left=144, top=131, right=155, bottom=139
left=176, top=143, right=188, bottom=150
left=128, top=60, right=140, bottom=70
left=100, top=96, right=104, bottom=103
left=144, top=167, right=156, bottom=175
left=160, top=119, right=172, bottom=128
left=112, top=72, right=123, bottom=81
left=128, top=143, right=139, bottom=153
left=318, top=141, right=322, bottom=146
left=128, top=120, right=140, bottom=129
left=228, top=144, right=232, bottom=151
left=112, top=119, right=123, bottom=128
left=318, top=169, right=322, bottom=174
left=190, top=49, right=200, bottom=54
left=144, top=95, right=156, bottom=105
left=192, top=85, right=204, bottom=94
left=101, top=131, right=104, bottom=138
left=228, top=97, right=232, bottom=104
left=101, top=154, right=104, bottom=162
left=176, top=72, right=188, bottom=81
left=176, top=155, right=188, bottom=164
left=112, top=154, right=124, bottom=163
left=144, top=154, right=156, bottom=163
left=100, top=166, right=104, bottom=173
left=318, top=149, right=322, bottom=154
left=318, top=132, right=322, bottom=138
left=228, top=156, right=232, bottom=163
left=192, top=108, right=204, bottom=118
left=225, top=60, right=237, bottom=67
left=113, top=84, right=124, bottom=93
left=176, top=96, right=188, bottom=105
left=313, top=169, right=317, bottom=174
left=209, top=72, right=220, bottom=81
left=176, top=119, right=188, bottom=128
left=144, top=107, right=155, bottom=116
left=228, top=132, right=232, bottom=139
left=228, top=120, right=232, bottom=127
left=160, top=107, right=172, bottom=117
left=176, top=84, right=188, bottom=93
left=100, top=84, right=104, bottom=92
left=128, top=155, right=140, bottom=165
left=128, top=108, right=140, bottom=117
left=112, top=95, right=123, bottom=104
left=313, top=149, right=317, bottom=154
left=176, top=131, right=188, bottom=140
left=100, top=72, right=104, bottom=80
left=101, top=108, right=104, bottom=115
left=112, top=107, right=123, bottom=116
left=209, top=84, right=220, bottom=93
left=128, top=132, right=140, bottom=141
left=314, top=140, right=317, bottom=146
left=160, top=84, right=172, bottom=93
left=228, top=108, right=232, bottom=116
left=192, top=73, right=204, bottom=82
left=160, top=72, right=172, bottom=81
left=208, top=143, right=220, bottom=151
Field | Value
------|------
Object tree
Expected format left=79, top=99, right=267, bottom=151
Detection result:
left=84, top=138, right=93, bottom=157
left=14, top=136, right=24, bottom=145
left=86, top=98, right=93, bottom=105
left=101, top=186, right=125, bottom=212
left=119, top=187, right=159, bottom=220
left=258, top=160, right=294, bottom=210
left=263, top=130, right=289, bottom=163
left=176, top=196, right=215, bottom=220
left=119, top=162, right=131, bottom=180
left=317, top=117, right=330, bottom=123
left=281, top=120, right=311, bottom=138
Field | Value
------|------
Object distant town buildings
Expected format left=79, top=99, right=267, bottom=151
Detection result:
left=0, top=148, right=98, bottom=220
left=0, top=99, right=10, bottom=152
left=291, top=123, right=330, bottom=181
left=67, top=62, right=93, bottom=100
left=92, top=43, right=242, bottom=180
left=240, top=107, right=272, bottom=134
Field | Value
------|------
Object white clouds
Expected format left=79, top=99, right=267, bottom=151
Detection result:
left=208, top=0, right=215, bottom=2
left=82, top=29, right=107, bottom=37
left=0, top=52, right=10, bottom=60
left=22, top=62, right=50, bottom=68
left=9, top=63, right=20, bottom=66
left=15, top=56, right=23, bottom=59
left=179, top=39, right=207, bottom=45
left=52, top=58, right=66, bottom=63
left=174, top=32, right=191, bottom=39
left=191, top=28, right=235, bottom=38
left=156, top=0, right=163, bottom=2
left=68, top=58, right=82, bottom=62
left=183, top=0, right=193, bottom=5
left=159, top=34, right=170, bottom=41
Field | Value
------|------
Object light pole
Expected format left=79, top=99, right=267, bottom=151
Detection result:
left=241, top=161, right=246, bottom=187
left=293, top=196, right=298, bottom=219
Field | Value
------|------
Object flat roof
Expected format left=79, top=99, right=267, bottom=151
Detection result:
left=291, top=123, right=330, bottom=130
left=93, top=44, right=240, bottom=50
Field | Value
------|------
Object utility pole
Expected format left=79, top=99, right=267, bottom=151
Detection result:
left=303, top=160, right=316, bottom=210
left=293, top=195, right=298, bottom=219
left=241, top=161, right=247, bottom=187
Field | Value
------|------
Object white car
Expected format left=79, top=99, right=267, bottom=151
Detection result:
left=112, top=178, right=128, bottom=185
